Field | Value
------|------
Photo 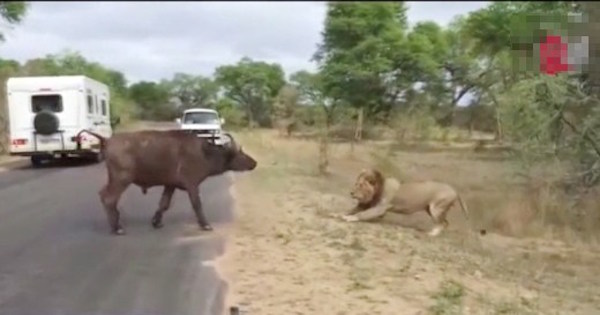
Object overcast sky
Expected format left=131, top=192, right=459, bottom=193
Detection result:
left=0, top=1, right=489, bottom=84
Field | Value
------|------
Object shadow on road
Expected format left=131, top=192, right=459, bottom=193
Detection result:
left=113, top=172, right=237, bottom=229
left=0, top=158, right=101, bottom=190
left=4, top=156, right=100, bottom=172
left=31, top=157, right=100, bottom=169
left=86, top=172, right=238, bottom=315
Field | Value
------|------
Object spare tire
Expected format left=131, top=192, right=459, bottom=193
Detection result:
left=33, top=110, right=60, bottom=135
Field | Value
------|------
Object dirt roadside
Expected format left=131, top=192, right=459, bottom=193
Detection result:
left=219, top=129, right=600, bottom=315
left=0, top=155, right=27, bottom=171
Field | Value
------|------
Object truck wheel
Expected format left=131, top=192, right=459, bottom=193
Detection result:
left=30, top=156, right=44, bottom=168
left=91, top=151, right=104, bottom=163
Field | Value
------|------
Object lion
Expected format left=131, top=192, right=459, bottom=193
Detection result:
left=341, top=168, right=469, bottom=237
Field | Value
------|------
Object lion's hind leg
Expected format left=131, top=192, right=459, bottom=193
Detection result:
left=426, top=201, right=451, bottom=237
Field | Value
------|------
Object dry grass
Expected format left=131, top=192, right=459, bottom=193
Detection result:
left=219, top=128, right=600, bottom=314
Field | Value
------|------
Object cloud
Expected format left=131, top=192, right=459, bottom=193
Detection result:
left=0, top=1, right=489, bottom=84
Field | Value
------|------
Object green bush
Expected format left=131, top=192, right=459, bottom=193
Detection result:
left=216, top=98, right=247, bottom=128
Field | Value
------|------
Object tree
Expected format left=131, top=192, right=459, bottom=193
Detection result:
left=457, top=2, right=578, bottom=139
left=290, top=70, right=338, bottom=173
left=580, top=2, right=600, bottom=95
left=290, top=70, right=331, bottom=123
left=313, top=2, right=409, bottom=119
left=0, top=2, right=29, bottom=153
left=19, top=57, right=60, bottom=76
left=416, top=17, right=492, bottom=126
left=457, top=2, right=600, bottom=189
left=0, top=58, right=21, bottom=153
left=215, top=97, right=245, bottom=127
left=106, top=70, right=128, bottom=96
left=0, top=2, right=28, bottom=42
left=272, top=84, right=300, bottom=137
left=162, top=73, right=219, bottom=111
left=129, top=81, right=174, bottom=120
left=401, top=20, right=453, bottom=122
left=272, top=84, right=299, bottom=120
left=215, top=57, right=285, bottom=127
left=464, top=2, right=576, bottom=75
left=441, top=18, right=480, bottom=107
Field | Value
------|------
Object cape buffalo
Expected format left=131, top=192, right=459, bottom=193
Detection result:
left=77, top=129, right=257, bottom=235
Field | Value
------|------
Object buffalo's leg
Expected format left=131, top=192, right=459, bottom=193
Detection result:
left=186, top=186, right=213, bottom=231
left=99, top=182, right=129, bottom=235
left=152, top=186, right=175, bottom=229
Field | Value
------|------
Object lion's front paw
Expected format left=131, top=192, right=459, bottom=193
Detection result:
left=329, top=213, right=343, bottom=219
left=342, top=215, right=359, bottom=222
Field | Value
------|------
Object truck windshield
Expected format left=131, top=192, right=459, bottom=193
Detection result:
left=183, top=112, right=219, bottom=124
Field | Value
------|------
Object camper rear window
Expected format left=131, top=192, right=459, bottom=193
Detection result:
left=31, top=94, right=63, bottom=113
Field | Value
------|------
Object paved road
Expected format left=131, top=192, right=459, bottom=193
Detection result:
left=0, top=158, right=236, bottom=315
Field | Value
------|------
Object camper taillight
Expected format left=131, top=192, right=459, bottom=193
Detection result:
left=11, top=139, right=27, bottom=146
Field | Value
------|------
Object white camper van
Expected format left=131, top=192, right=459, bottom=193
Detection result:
left=6, top=75, right=113, bottom=166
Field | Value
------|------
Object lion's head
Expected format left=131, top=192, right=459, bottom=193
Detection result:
left=350, top=168, right=385, bottom=208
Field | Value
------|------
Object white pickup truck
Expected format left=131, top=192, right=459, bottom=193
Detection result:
left=175, top=108, right=229, bottom=146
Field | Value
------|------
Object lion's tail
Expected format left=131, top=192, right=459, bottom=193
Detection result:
left=456, top=193, right=469, bottom=220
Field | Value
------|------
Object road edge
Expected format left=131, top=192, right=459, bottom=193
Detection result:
left=0, top=156, right=28, bottom=171
left=212, top=173, right=243, bottom=315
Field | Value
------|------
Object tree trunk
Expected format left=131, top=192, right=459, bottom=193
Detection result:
left=582, top=2, right=600, bottom=96
left=354, top=107, right=364, bottom=142
left=318, top=108, right=333, bottom=175
left=318, top=122, right=330, bottom=175
left=350, top=108, right=364, bottom=154
left=246, top=104, right=255, bottom=128
left=484, top=86, right=503, bottom=142
left=494, top=107, right=503, bottom=142
left=0, top=81, right=8, bottom=154
left=469, top=120, right=474, bottom=137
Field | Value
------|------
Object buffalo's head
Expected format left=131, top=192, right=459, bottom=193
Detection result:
left=222, top=134, right=257, bottom=172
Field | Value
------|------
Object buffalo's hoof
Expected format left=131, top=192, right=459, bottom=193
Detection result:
left=200, top=224, right=213, bottom=231
left=113, top=228, right=125, bottom=235
left=152, top=222, right=164, bottom=229
left=151, top=218, right=163, bottom=229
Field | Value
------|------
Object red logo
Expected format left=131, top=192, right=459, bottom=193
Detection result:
left=540, top=34, right=571, bottom=75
